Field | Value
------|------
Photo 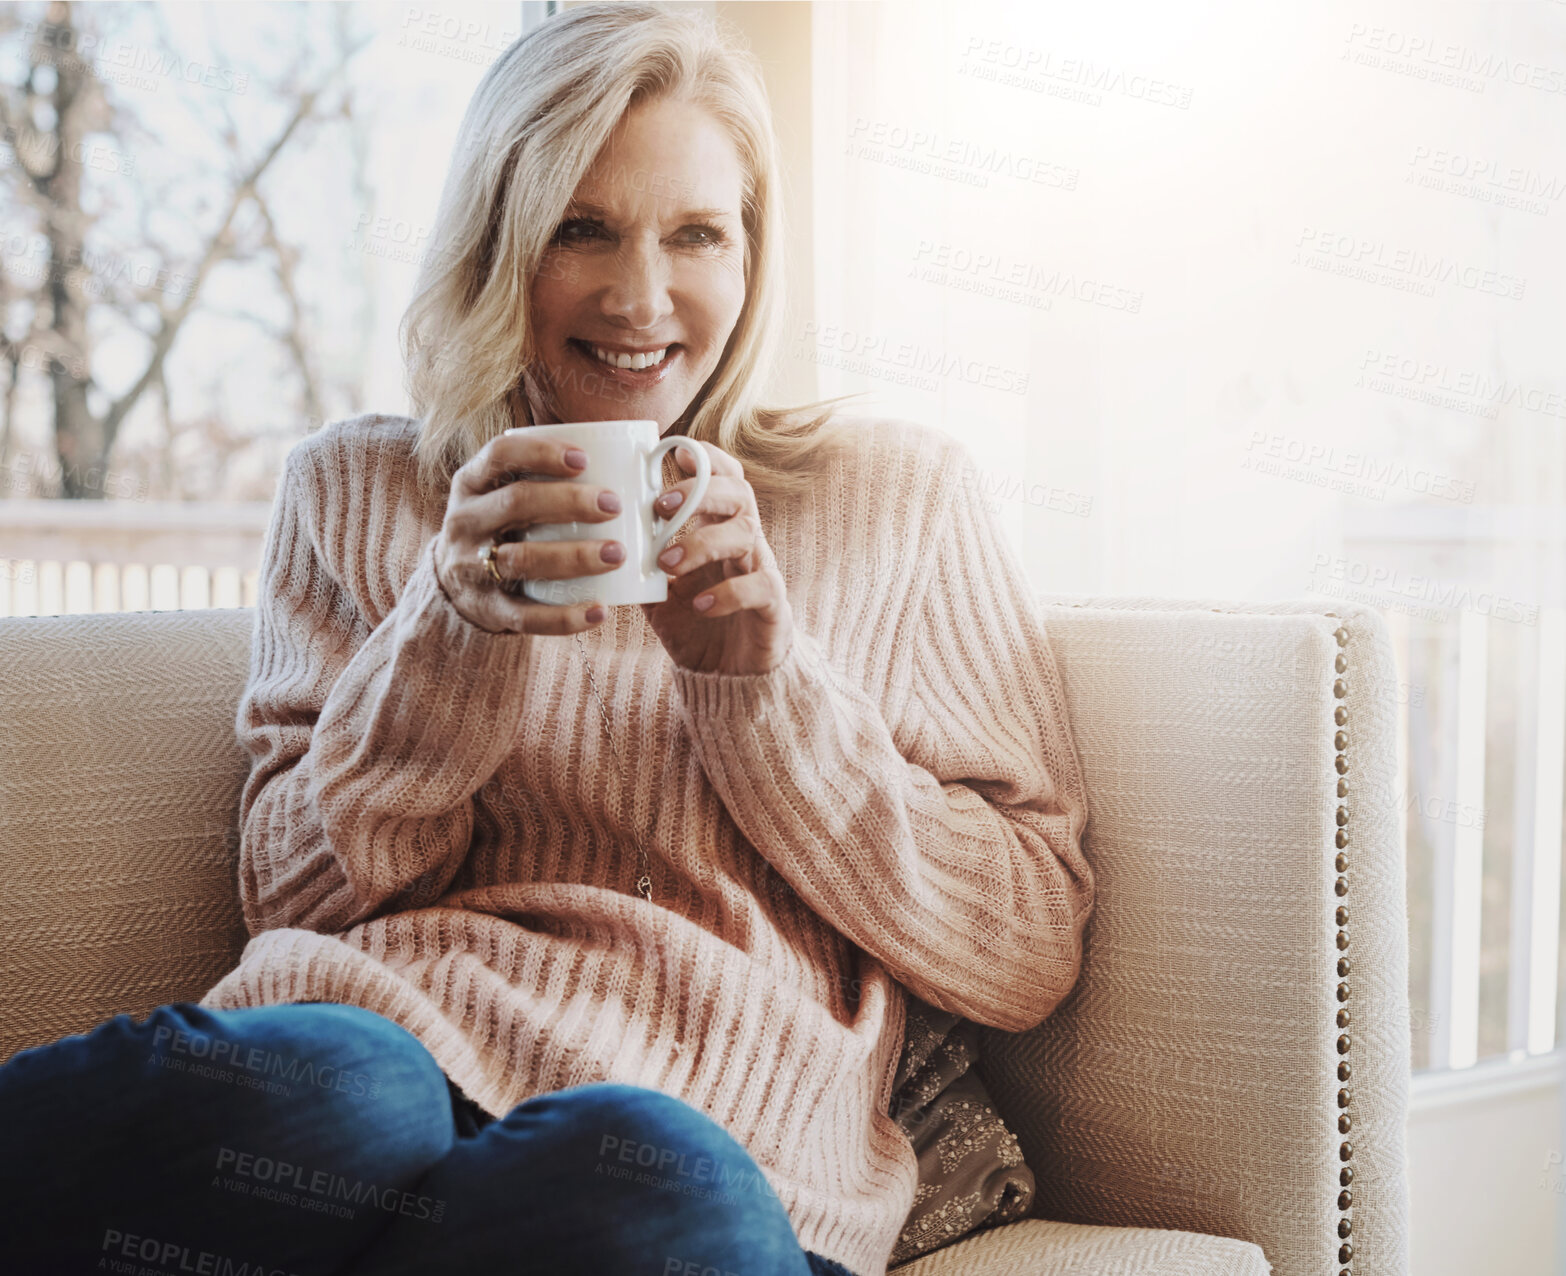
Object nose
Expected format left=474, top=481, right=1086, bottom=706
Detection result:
left=599, top=236, right=674, bottom=332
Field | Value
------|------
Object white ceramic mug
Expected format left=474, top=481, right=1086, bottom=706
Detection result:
left=504, top=418, right=712, bottom=607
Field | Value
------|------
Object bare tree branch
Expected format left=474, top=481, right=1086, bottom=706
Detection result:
left=1, top=1, right=372, bottom=498
left=97, top=47, right=363, bottom=453
left=249, top=186, right=324, bottom=426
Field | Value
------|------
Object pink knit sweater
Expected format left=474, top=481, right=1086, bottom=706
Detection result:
left=200, top=411, right=1093, bottom=1276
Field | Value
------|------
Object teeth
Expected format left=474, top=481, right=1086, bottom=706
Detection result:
left=588, top=343, right=669, bottom=371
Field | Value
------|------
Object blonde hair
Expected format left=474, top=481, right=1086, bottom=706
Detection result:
left=399, top=0, right=867, bottom=507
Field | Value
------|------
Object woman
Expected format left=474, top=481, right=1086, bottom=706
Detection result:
left=0, top=5, right=1093, bottom=1275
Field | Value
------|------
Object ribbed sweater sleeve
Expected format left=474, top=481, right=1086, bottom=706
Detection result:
left=669, top=443, right=1094, bottom=1033
left=235, top=441, right=533, bottom=934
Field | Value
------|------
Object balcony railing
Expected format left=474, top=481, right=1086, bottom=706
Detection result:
left=0, top=500, right=270, bottom=615
left=1339, top=503, right=1566, bottom=1074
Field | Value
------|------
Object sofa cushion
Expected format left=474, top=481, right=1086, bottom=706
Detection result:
left=887, top=1218, right=1271, bottom=1274
left=888, top=994, right=1035, bottom=1265
left=0, top=609, right=255, bottom=1063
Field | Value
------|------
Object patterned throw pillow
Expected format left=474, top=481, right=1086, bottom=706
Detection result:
left=887, top=994, right=1036, bottom=1266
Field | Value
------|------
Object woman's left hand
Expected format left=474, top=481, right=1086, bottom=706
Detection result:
left=641, top=440, right=794, bottom=676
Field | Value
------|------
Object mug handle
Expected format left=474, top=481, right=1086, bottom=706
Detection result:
left=647, top=437, right=711, bottom=554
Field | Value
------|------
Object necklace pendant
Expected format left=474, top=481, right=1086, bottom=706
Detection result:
left=636, top=874, right=653, bottom=901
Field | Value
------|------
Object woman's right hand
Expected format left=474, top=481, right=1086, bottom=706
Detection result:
left=433, top=429, right=625, bottom=634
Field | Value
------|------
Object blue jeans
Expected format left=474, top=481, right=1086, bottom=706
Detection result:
left=0, top=1001, right=862, bottom=1276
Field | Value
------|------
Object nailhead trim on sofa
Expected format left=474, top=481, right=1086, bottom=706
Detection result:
left=1328, top=615, right=1354, bottom=1275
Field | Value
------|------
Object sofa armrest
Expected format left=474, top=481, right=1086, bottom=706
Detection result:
left=977, top=596, right=1410, bottom=1276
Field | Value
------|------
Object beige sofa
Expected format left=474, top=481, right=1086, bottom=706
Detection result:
left=0, top=595, right=1410, bottom=1276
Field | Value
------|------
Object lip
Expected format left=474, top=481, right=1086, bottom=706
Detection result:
left=577, top=339, right=681, bottom=355
left=570, top=338, right=681, bottom=385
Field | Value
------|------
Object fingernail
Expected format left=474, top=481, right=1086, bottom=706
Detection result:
left=660, top=490, right=684, bottom=510
left=565, top=448, right=588, bottom=469
left=598, top=490, right=621, bottom=513
left=659, top=545, right=684, bottom=568
left=601, top=541, right=625, bottom=563
left=694, top=594, right=715, bottom=611
left=586, top=605, right=606, bottom=622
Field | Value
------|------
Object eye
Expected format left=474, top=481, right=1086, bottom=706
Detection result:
left=553, top=216, right=605, bottom=242
left=681, top=223, right=729, bottom=247
left=550, top=217, right=730, bottom=248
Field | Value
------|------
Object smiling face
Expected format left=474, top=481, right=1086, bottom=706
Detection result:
left=523, top=95, right=750, bottom=434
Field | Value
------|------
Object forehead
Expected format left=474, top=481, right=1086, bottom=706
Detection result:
left=571, top=97, right=745, bottom=221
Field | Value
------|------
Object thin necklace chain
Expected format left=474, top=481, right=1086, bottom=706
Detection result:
left=570, top=626, right=654, bottom=904
left=561, top=451, right=681, bottom=907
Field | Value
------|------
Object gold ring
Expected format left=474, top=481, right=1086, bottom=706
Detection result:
left=478, top=541, right=504, bottom=586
